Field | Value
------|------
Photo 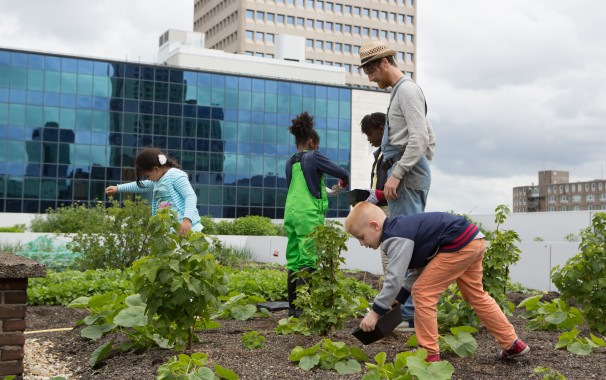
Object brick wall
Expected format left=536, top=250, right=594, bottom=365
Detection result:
left=0, top=253, right=46, bottom=378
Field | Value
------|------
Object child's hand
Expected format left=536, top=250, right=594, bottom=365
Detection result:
left=180, top=219, right=192, bottom=235
left=105, top=186, right=118, bottom=195
left=360, top=310, right=380, bottom=332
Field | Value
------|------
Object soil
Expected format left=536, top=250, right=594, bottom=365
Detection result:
left=24, top=292, right=606, bottom=380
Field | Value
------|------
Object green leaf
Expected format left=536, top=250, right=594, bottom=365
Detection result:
left=544, top=311, right=568, bottom=325
left=567, top=341, right=593, bottom=356
left=231, top=304, right=257, bottom=320
left=407, top=357, right=454, bottom=380
left=114, top=305, right=147, bottom=327
left=189, top=367, right=215, bottom=380
left=213, top=364, right=239, bottom=380
left=81, top=325, right=105, bottom=340
left=299, top=355, right=320, bottom=371
left=334, top=359, right=361, bottom=374
left=68, top=296, right=91, bottom=308
left=89, top=341, right=113, bottom=368
left=442, top=331, right=477, bottom=357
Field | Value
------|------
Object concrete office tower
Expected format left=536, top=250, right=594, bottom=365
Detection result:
left=193, top=0, right=417, bottom=87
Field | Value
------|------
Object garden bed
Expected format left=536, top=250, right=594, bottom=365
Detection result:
left=24, top=292, right=605, bottom=380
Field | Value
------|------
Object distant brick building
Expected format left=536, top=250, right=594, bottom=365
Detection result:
left=513, top=171, right=606, bottom=213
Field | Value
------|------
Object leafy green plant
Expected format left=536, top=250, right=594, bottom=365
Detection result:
left=534, top=366, right=566, bottom=380
left=292, top=221, right=369, bottom=335
left=199, top=215, right=218, bottom=234
left=438, top=326, right=478, bottom=358
left=289, top=339, right=368, bottom=375
left=362, top=350, right=454, bottom=380
left=482, top=205, right=521, bottom=312
left=30, top=202, right=107, bottom=233
left=213, top=292, right=269, bottom=320
left=517, top=295, right=584, bottom=331
left=0, top=224, right=25, bottom=232
left=225, top=266, right=287, bottom=301
left=157, top=352, right=239, bottom=380
left=0, top=241, right=23, bottom=253
left=132, top=208, right=227, bottom=351
left=437, top=285, right=480, bottom=331
left=208, top=238, right=255, bottom=268
left=241, top=331, right=266, bottom=349
left=275, top=316, right=310, bottom=336
left=551, top=212, right=606, bottom=334
left=215, top=215, right=279, bottom=236
left=555, top=329, right=605, bottom=356
left=563, top=233, right=579, bottom=242
left=28, top=269, right=132, bottom=305
left=68, top=197, right=153, bottom=270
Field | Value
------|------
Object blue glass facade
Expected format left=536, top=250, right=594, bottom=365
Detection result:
left=0, top=48, right=352, bottom=218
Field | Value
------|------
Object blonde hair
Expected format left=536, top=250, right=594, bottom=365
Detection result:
left=345, top=202, right=385, bottom=233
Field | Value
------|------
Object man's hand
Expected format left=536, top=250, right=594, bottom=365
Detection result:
left=383, top=176, right=401, bottom=200
left=105, top=186, right=118, bottom=195
left=360, top=310, right=381, bottom=332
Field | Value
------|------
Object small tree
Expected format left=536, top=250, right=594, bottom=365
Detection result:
left=294, top=221, right=367, bottom=335
left=131, top=208, right=228, bottom=351
left=551, top=212, right=606, bottom=334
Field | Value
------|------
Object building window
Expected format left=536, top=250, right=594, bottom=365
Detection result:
left=559, top=185, right=563, bottom=193
left=326, top=21, right=333, bottom=30
left=353, top=6, right=361, bottom=15
left=362, top=8, right=370, bottom=17
left=380, top=11, right=387, bottom=20
left=406, top=34, right=414, bottom=43
left=267, top=13, right=275, bottom=22
left=406, top=52, right=413, bottom=62
left=335, top=3, right=342, bottom=12
left=560, top=195, right=568, bottom=203
left=344, top=25, right=351, bottom=33
left=587, top=194, right=595, bottom=202
left=548, top=196, right=555, bottom=204
left=560, top=207, right=567, bottom=211
left=265, top=33, right=275, bottom=43
left=572, top=195, right=581, bottom=203
left=246, top=10, right=254, bottom=19
left=335, top=23, right=342, bottom=32
left=316, top=20, right=324, bottom=29
left=306, top=38, right=313, bottom=47
left=256, top=11, right=265, bottom=21
left=407, top=15, right=414, bottom=24
left=287, top=16, right=295, bottom=25
left=344, top=5, right=352, bottom=14
left=297, top=17, right=304, bottom=26
left=255, top=32, right=264, bottom=41
left=334, top=42, right=342, bottom=52
left=326, top=2, right=333, bottom=11
left=325, top=41, right=333, bottom=50
left=315, top=40, right=323, bottom=49
left=362, top=27, right=369, bottom=36
left=354, top=26, right=361, bottom=35
left=316, top=0, right=323, bottom=10
left=600, top=193, right=606, bottom=201
left=306, top=19, right=314, bottom=28
left=380, top=30, right=387, bottom=39
left=245, top=30, right=254, bottom=40
left=389, top=31, right=396, bottom=40
left=353, top=45, right=360, bottom=54
left=277, top=14, right=285, bottom=23
left=344, top=63, right=351, bottom=73
left=599, top=182, right=603, bottom=191
left=371, top=9, right=378, bottom=18
left=344, top=44, right=351, bottom=53
left=591, top=182, right=596, bottom=191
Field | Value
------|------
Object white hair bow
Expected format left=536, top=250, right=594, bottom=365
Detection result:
left=158, top=154, right=167, bottom=165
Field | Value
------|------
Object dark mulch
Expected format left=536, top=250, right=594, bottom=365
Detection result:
left=25, top=292, right=605, bottom=380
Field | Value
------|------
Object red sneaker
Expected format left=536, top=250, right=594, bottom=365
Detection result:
left=501, top=339, right=530, bottom=359
left=425, top=353, right=441, bottom=362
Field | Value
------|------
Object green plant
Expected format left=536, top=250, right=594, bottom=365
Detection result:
left=289, top=339, right=368, bottom=375
left=482, top=205, right=521, bottom=312
left=362, top=350, right=454, bottom=380
left=0, top=224, right=25, bottom=232
left=241, top=331, right=266, bottom=349
left=132, top=208, right=228, bottom=351
left=30, top=202, right=107, bottom=233
left=215, top=215, right=279, bottom=236
left=438, top=326, right=478, bottom=358
left=68, top=197, right=153, bottom=270
left=209, top=239, right=255, bottom=268
left=0, top=241, right=23, bottom=253
left=293, top=221, right=369, bottom=335
left=555, top=329, right=606, bottom=355
left=275, top=316, right=310, bottom=336
left=157, top=352, right=239, bottom=380
left=551, top=212, right=606, bottom=334
left=225, top=266, right=287, bottom=301
left=199, top=215, right=218, bottom=234
left=437, top=285, right=480, bottom=331
left=517, top=295, right=584, bottom=331
left=534, top=366, right=567, bottom=380
left=27, top=269, right=132, bottom=305
left=213, top=292, right=270, bottom=321
left=563, top=233, right=580, bottom=242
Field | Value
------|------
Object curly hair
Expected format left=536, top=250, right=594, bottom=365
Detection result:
left=360, top=112, right=386, bottom=135
left=289, top=112, right=320, bottom=147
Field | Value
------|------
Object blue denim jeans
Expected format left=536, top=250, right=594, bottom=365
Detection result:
left=387, top=185, right=428, bottom=217
left=401, top=295, right=415, bottom=324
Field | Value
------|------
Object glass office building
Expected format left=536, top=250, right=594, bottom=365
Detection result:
left=0, top=48, right=352, bottom=218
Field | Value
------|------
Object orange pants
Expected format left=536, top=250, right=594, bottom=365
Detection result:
left=411, top=239, right=518, bottom=355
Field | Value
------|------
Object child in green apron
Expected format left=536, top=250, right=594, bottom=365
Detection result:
left=284, top=112, right=350, bottom=317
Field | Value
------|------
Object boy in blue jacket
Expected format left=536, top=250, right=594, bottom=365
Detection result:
left=345, top=202, right=529, bottom=362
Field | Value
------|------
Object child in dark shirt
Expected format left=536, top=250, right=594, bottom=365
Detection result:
left=345, top=202, right=529, bottom=362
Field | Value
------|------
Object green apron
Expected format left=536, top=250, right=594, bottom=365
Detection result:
left=284, top=160, right=328, bottom=271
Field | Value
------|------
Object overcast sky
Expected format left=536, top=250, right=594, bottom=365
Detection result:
left=1, top=0, right=604, bottom=215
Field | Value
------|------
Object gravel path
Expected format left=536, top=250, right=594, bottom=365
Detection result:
left=23, top=338, right=74, bottom=380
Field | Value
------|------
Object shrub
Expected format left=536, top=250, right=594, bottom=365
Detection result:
left=216, top=216, right=279, bottom=236
left=0, top=224, right=26, bottom=232
left=68, top=197, right=153, bottom=270
left=551, top=212, right=606, bottom=334
left=27, top=269, right=132, bottom=305
left=199, top=215, right=218, bottom=234
left=30, top=202, right=107, bottom=233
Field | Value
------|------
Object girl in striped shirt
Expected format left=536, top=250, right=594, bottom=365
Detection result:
left=105, top=147, right=202, bottom=234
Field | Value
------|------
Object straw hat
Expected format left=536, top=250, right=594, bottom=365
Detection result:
left=359, top=41, right=397, bottom=67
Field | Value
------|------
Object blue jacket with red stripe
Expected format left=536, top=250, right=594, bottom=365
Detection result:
left=371, top=212, right=481, bottom=315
